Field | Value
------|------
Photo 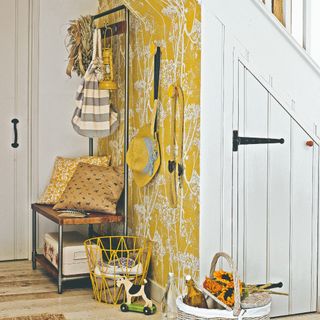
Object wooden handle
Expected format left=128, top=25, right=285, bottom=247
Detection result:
left=209, top=252, right=241, bottom=316
left=306, top=140, right=314, bottom=147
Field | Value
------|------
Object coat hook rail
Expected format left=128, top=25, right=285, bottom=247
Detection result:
left=99, top=21, right=126, bottom=38
left=93, top=5, right=126, bottom=20
left=92, top=4, right=130, bottom=236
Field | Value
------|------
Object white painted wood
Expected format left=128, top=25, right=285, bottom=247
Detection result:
left=201, top=0, right=320, bottom=316
left=310, top=142, right=318, bottom=311
left=289, top=121, right=316, bottom=314
left=240, top=58, right=320, bottom=146
left=284, top=0, right=292, bottom=33
left=303, top=0, right=311, bottom=52
left=222, top=38, right=243, bottom=259
left=235, top=63, right=246, bottom=277
left=265, top=0, right=273, bottom=12
left=310, top=0, right=320, bottom=66
left=0, top=0, right=30, bottom=260
left=199, top=8, right=225, bottom=279
left=236, top=66, right=317, bottom=316
left=29, top=0, right=40, bottom=260
left=15, top=0, right=31, bottom=260
left=291, top=0, right=304, bottom=46
left=205, top=0, right=320, bottom=129
left=0, top=0, right=98, bottom=260
left=240, top=70, right=269, bottom=284
left=264, top=0, right=312, bottom=54
left=233, top=63, right=245, bottom=274
left=0, top=0, right=16, bottom=260
left=267, top=96, right=291, bottom=316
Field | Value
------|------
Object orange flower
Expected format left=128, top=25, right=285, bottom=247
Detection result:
left=203, top=270, right=244, bottom=307
left=217, top=289, right=235, bottom=307
left=203, top=277, right=223, bottom=294
left=213, top=270, right=233, bottom=284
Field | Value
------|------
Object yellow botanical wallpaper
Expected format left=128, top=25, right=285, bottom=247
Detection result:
left=97, top=0, right=201, bottom=290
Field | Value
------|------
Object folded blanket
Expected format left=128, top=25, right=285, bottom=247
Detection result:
left=94, top=257, right=143, bottom=277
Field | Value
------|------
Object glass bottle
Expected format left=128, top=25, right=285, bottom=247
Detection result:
left=161, top=272, right=178, bottom=319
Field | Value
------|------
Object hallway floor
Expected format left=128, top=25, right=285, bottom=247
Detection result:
left=283, top=315, right=319, bottom=320
left=0, top=261, right=318, bottom=319
left=0, top=261, right=159, bottom=319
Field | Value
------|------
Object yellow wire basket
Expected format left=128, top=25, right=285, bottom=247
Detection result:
left=84, top=236, right=152, bottom=304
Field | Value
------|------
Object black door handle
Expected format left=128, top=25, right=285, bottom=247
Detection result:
left=11, top=118, right=19, bottom=148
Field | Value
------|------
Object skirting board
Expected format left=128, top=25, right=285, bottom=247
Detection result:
left=148, top=278, right=165, bottom=303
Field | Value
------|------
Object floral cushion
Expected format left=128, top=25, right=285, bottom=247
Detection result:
left=37, top=155, right=111, bottom=205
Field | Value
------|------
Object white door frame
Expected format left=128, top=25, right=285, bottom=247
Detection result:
left=28, top=0, right=40, bottom=260
left=232, top=51, right=320, bottom=313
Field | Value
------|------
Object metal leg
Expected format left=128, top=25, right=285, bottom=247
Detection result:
left=32, top=209, right=37, bottom=270
left=88, top=224, right=94, bottom=238
left=124, top=7, right=130, bottom=236
left=58, top=224, right=63, bottom=294
left=88, top=126, right=94, bottom=238
left=89, top=137, right=94, bottom=156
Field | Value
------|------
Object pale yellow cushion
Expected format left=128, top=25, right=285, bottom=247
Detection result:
left=37, top=156, right=111, bottom=205
left=53, top=163, right=124, bottom=214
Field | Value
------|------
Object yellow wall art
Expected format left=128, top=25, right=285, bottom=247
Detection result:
left=97, top=0, right=201, bottom=291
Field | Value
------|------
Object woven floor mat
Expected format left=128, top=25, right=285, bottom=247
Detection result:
left=0, top=314, right=66, bottom=320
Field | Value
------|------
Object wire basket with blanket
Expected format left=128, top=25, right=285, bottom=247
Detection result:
left=84, top=236, right=152, bottom=304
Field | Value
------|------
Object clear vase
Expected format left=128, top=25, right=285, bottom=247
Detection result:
left=161, top=272, right=178, bottom=320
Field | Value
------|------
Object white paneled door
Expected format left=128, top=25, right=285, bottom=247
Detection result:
left=233, top=62, right=318, bottom=316
left=0, top=0, right=30, bottom=260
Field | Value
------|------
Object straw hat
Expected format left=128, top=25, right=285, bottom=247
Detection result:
left=126, top=124, right=161, bottom=187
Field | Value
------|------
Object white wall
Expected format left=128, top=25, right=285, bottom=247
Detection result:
left=37, top=0, right=97, bottom=242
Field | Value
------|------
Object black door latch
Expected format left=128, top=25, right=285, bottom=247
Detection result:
left=233, top=130, right=284, bottom=152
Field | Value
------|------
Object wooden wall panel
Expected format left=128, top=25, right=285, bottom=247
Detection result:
left=290, top=122, right=316, bottom=314
left=268, top=97, right=291, bottom=316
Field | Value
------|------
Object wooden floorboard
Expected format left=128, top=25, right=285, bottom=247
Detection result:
left=0, top=273, right=51, bottom=281
left=0, top=261, right=317, bottom=319
left=0, top=260, right=160, bottom=320
left=0, top=261, right=34, bottom=271
left=0, top=290, right=90, bottom=303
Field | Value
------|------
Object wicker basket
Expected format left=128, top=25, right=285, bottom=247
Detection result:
left=84, top=236, right=152, bottom=304
left=177, top=252, right=271, bottom=320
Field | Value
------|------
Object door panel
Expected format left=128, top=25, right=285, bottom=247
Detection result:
left=268, top=98, right=291, bottom=316
left=0, top=0, right=17, bottom=261
left=238, top=71, right=269, bottom=284
left=290, top=121, right=317, bottom=314
left=235, top=63, right=318, bottom=316
left=15, top=0, right=30, bottom=260
left=0, top=0, right=29, bottom=260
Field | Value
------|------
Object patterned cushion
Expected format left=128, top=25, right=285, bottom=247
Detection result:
left=53, top=163, right=124, bottom=214
left=37, top=156, right=111, bottom=205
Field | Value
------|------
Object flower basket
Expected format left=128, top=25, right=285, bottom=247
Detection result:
left=176, top=252, right=271, bottom=320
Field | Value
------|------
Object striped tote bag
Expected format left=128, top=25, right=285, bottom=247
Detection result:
left=72, top=29, right=119, bottom=138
